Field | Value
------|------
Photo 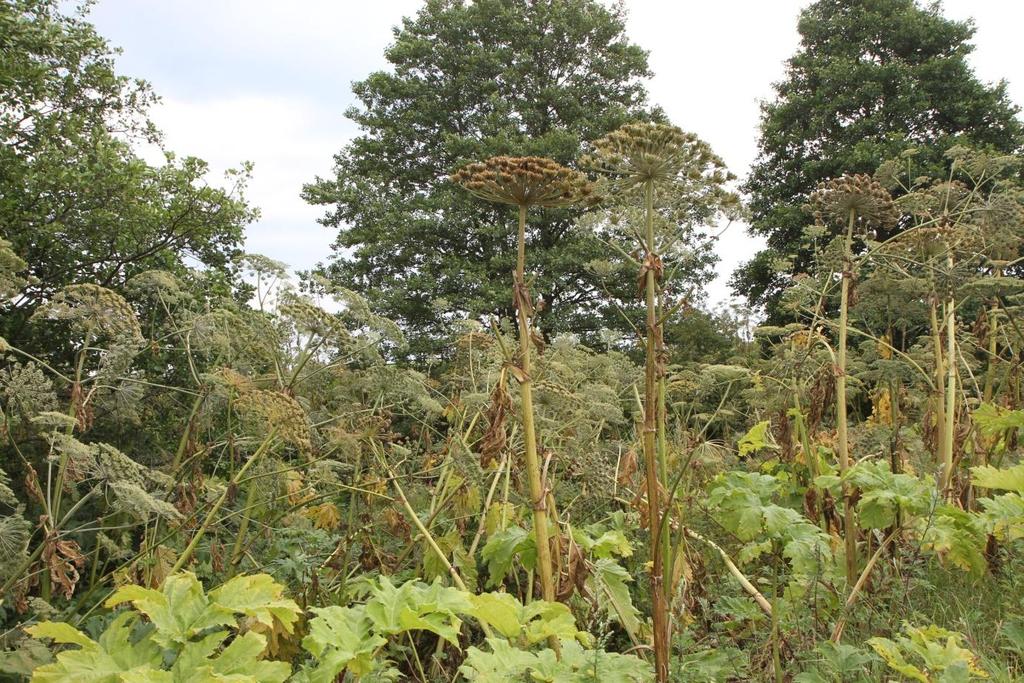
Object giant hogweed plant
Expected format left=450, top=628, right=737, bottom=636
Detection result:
left=876, top=147, right=1024, bottom=499
left=583, top=122, right=740, bottom=681
left=722, top=149, right=1024, bottom=675
left=0, top=262, right=430, bottom=629
left=806, top=173, right=900, bottom=585
left=2, top=120, right=1022, bottom=682
left=452, top=156, right=596, bottom=619
left=757, top=151, right=1024, bottom=553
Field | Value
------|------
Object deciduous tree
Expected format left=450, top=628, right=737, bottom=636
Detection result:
left=303, top=0, right=658, bottom=356
left=732, top=0, right=1023, bottom=316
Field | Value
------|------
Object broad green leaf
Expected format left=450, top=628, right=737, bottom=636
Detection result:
left=468, top=592, right=524, bottom=640
left=458, top=639, right=542, bottom=682
left=870, top=623, right=988, bottom=682
left=459, top=638, right=652, bottom=682
left=970, top=463, right=1024, bottom=494
left=762, top=504, right=801, bottom=535
left=978, top=493, right=1024, bottom=541
left=95, top=613, right=163, bottom=673
left=937, top=661, right=971, bottom=683
left=28, top=614, right=165, bottom=683
left=106, top=573, right=233, bottom=647
left=737, top=540, right=772, bottom=565
left=572, top=527, right=633, bottom=559
left=847, top=461, right=933, bottom=529
left=469, top=593, right=587, bottom=646
left=209, top=573, right=301, bottom=634
left=301, top=605, right=384, bottom=682
left=521, top=600, right=589, bottom=647
left=534, top=639, right=653, bottom=681
left=972, top=403, right=1024, bottom=439
left=170, top=631, right=229, bottom=680
left=364, top=577, right=468, bottom=646
left=211, top=631, right=290, bottom=682
left=915, top=507, right=987, bottom=577
left=480, top=526, right=535, bottom=588
left=117, top=670, right=173, bottom=682
left=738, top=420, right=772, bottom=456
left=868, top=637, right=928, bottom=682
left=589, top=559, right=641, bottom=638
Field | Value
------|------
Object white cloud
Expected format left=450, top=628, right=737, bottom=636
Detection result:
left=142, top=94, right=345, bottom=271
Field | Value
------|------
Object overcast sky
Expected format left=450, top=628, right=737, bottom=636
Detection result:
left=86, top=0, right=1024, bottom=309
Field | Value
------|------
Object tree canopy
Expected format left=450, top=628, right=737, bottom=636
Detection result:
left=303, top=0, right=663, bottom=357
left=0, top=0, right=256, bottom=344
left=732, top=0, right=1024, bottom=316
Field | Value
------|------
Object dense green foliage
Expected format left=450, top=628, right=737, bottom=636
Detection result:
left=733, top=0, right=1024, bottom=315
left=2, top=1, right=1024, bottom=682
left=0, top=0, right=255, bottom=348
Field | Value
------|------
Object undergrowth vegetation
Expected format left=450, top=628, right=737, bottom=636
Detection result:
left=2, top=1, right=1024, bottom=682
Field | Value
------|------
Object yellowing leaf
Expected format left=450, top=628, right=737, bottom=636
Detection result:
left=738, top=420, right=773, bottom=457
left=284, top=471, right=306, bottom=505
left=25, top=622, right=94, bottom=649
left=971, top=463, right=1024, bottom=494
left=209, top=573, right=301, bottom=635
left=305, top=502, right=341, bottom=530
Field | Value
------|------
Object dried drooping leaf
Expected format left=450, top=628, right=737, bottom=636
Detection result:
left=557, top=539, right=588, bottom=602
left=615, top=448, right=638, bottom=487
left=479, top=375, right=512, bottom=469
left=283, top=471, right=308, bottom=505
left=305, top=503, right=341, bottom=531
left=41, top=531, right=86, bottom=600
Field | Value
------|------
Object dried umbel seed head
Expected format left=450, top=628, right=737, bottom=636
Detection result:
left=234, top=388, right=313, bottom=453
left=583, top=122, right=730, bottom=189
left=894, top=180, right=984, bottom=256
left=451, top=156, right=596, bottom=208
left=978, top=193, right=1024, bottom=262
left=31, top=283, right=143, bottom=342
left=807, top=174, right=899, bottom=231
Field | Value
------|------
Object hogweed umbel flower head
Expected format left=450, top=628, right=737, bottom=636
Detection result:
left=452, top=155, right=596, bottom=209
left=583, top=122, right=730, bottom=189
left=807, top=174, right=899, bottom=231
left=31, top=284, right=143, bottom=343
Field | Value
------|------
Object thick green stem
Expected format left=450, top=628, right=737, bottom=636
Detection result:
left=771, top=561, right=783, bottom=683
left=980, top=272, right=1000, bottom=483
left=930, top=300, right=946, bottom=465
left=514, top=204, right=557, bottom=612
left=656, top=301, right=672, bottom=587
left=170, top=390, right=207, bottom=472
left=941, top=255, right=957, bottom=500
left=983, top=290, right=1000, bottom=405
left=642, top=180, right=670, bottom=683
left=228, top=471, right=262, bottom=575
left=837, top=208, right=857, bottom=587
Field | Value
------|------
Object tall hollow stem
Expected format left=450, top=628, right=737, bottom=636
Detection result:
left=941, top=251, right=957, bottom=499
left=514, top=204, right=557, bottom=611
left=982, top=265, right=1001, bottom=404
left=837, top=207, right=857, bottom=587
left=930, top=297, right=946, bottom=467
left=643, top=180, right=670, bottom=682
